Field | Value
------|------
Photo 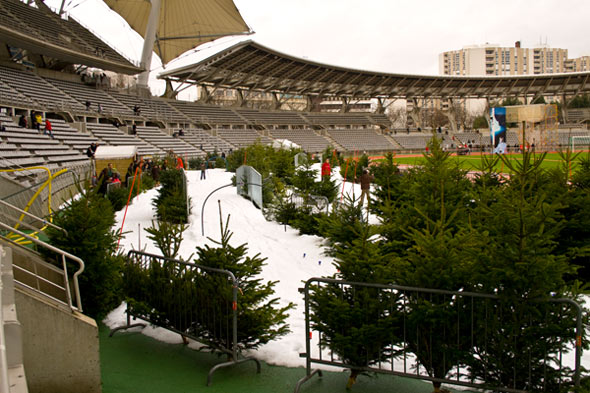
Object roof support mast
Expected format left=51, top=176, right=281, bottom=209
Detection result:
left=137, top=0, right=161, bottom=90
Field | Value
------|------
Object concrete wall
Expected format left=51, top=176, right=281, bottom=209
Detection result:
left=14, top=287, right=102, bottom=393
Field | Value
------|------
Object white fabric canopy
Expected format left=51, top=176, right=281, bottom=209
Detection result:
left=104, top=0, right=251, bottom=64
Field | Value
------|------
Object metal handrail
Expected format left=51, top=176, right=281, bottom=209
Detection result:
left=0, top=222, right=84, bottom=312
left=0, top=198, right=67, bottom=235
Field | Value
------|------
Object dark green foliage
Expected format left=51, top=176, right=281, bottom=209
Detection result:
left=289, top=206, right=324, bottom=236
left=107, top=186, right=128, bottom=211
left=312, top=178, right=338, bottom=203
left=195, top=214, right=294, bottom=351
left=317, top=195, right=365, bottom=255
left=188, top=156, right=204, bottom=170
left=45, top=188, right=123, bottom=319
left=377, top=137, right=473, bottom=256
left=215, top=157, right=226, bottom=169
left=466, top=150, right=584, bottom=390
left=568, top=94, right=590, bottom=109
left=152, top=169, right=188, bottom=223
left=472, top=115, right=489, bottom=129
left=145, top=220, right=188, bottom=260
left=310, top=222, right=400, bottom=388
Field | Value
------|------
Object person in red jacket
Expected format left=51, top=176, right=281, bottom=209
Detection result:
left=43, top=119, right=54, bottom=139
left=321, top=158, right=331, bottom=180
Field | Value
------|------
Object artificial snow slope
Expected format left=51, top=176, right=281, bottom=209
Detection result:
left=109, top=168, right=339, bottom=367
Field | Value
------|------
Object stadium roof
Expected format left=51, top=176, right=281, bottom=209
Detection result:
left=159, top=40, right=590, bottom=100
left=104, top=0, right=251, bottom=65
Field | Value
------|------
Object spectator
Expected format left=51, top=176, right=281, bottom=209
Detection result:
left=30, top=111, right=36, bottom=130
left=131, top=124, right=137, bottom=135
left=97, top=103, right=102, bottom=114
left=176, top=156, right=184, bottom=169
left=321, top=158, right=331, bottom=180
left=111, top=172, right=121, bottom=184
left=133, top=105, right=141, bottom=115
left=18, top=114, right=27, bottom=128
left=97, top=163, right=114, bottom=195
left=358, top=170, right=374, bottom=206
left=221, top=151, right=226, bottom=159
left=85, top=101, right=91, bottom=111
left=43, top=119, right=54, bottom=139
left=125, top=162, right=135, bottom=185
left=151, top=163, right=161, bottom=185
left=0, top=121, right=5, bottom=131
left=178, top=129, right=185, bottom=136
left=34, top=112, right=42, bottom=132
left=86, top=142, right=98, bottom=158
left=200, top=162, right=206, bottom=180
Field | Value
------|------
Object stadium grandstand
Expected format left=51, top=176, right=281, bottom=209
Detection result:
left=0, top=0, right=589, bottom=196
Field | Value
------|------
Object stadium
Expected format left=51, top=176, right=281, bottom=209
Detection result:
left=0, top=1, right=589, bottom=393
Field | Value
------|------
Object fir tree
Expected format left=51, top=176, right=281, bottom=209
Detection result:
left=309, top=221, right=401, bottom=389
left=145, top=220, right=188, bottom=260
left=468, top=149, right=583, bottom=391
left=194, top=207, right=294, bottom=353
left=45, top=187, right=123, bottom=319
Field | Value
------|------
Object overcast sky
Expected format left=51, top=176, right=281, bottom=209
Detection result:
left=44, top=0, right=590, bottom=94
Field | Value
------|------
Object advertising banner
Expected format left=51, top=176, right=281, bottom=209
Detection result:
left=490, top=107, right=507, bottom=153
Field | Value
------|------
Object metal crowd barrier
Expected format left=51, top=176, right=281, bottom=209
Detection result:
left=110, top=250, right=261, bottom=385
left=295, top=277, right=583, bottom=393
left=289, top=193, right=329, bottom=214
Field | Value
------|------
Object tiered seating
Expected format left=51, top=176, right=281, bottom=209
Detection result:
left=0, top=0, right=82, bottom=49
left=269, top=129, right=331, bottom=152
left=135, top=126, right=203, bottom=158
left=0, top=112, right=89, bottom=184
left=0, top=0, right=135, bottom=70
left=214, top=128, right=273, bottom=148
left=327, top=129, right=395, bottom=151
left=505, top=130, right=519, bottom=145
left=178, top=128, right=234, bottom=154
left=392, top=134, right=437, bottom=150
left=108, top=92, right=188, bottom=123
left=567, top=108, right=590, bottom=123
left=454, top=132, right=490, bottom=147
left=369, top=113, right=391, bottom=127
left=62, top=17, right=131, bottom=66
left=235, top=108, right=308, bottom=126
left=0, top=66, right=84, bottom=111
left=303, top=112, right=373, bottom=126
left=45, top=118, right=98, bottom=154
left=46, top=78, right=134, bottom=116
left=168, top=101, right=245, bottom=124
left=0, top=78, right=31, bottom=106
left=86, top=123, right=162, bottom=156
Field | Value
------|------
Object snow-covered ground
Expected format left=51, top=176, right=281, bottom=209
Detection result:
left=104, top=165, right=589, bottom=372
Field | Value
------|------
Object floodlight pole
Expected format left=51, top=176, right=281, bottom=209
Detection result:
left=137, top=0, right=161, bottom=90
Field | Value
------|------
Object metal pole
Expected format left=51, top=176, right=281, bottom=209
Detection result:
left=137, top=0, right=161, bottom=88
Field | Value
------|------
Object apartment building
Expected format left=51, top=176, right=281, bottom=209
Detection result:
left=439, top=42, right=569, bottom=76
left=565, top=56, right=590, bottom=72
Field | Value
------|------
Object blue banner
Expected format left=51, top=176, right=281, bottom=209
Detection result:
left=490, top=107, right=507, bottom=153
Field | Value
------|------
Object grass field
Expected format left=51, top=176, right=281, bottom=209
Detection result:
left=383, top=151, right=590, bottom=175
